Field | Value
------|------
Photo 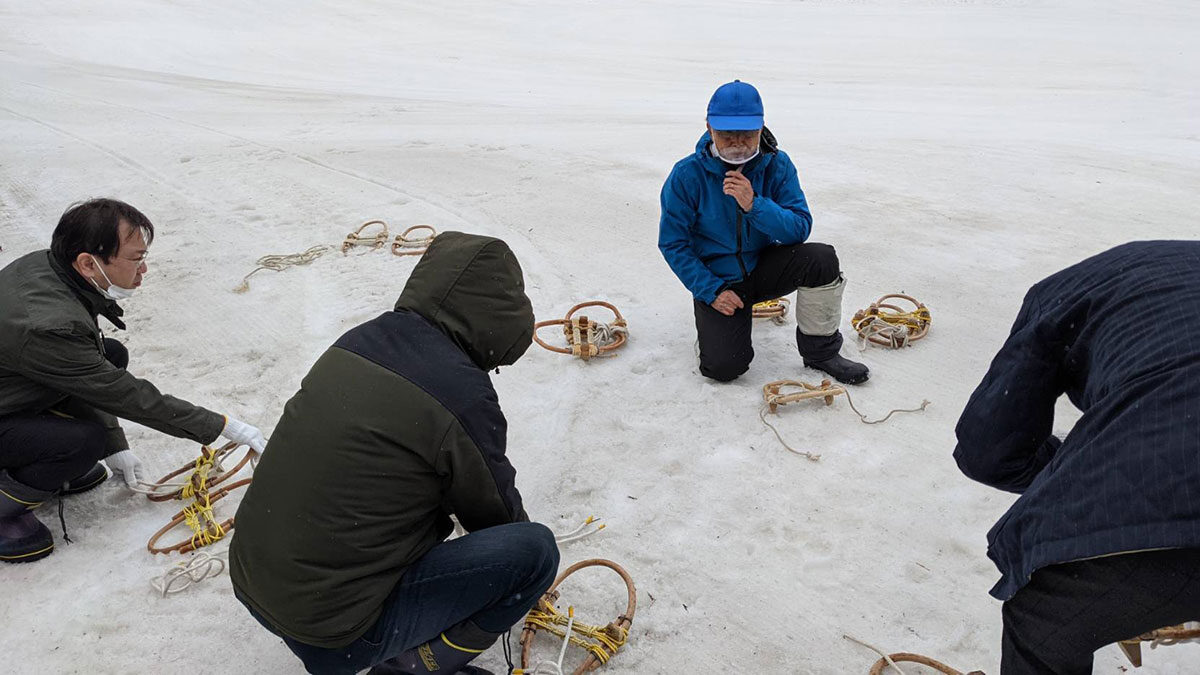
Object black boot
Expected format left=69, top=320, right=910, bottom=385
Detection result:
left=797, top=329, right=869, bottom=385
left=61, top=462, right=109, bottom=495
left=368, top=621, right=499, bottom=675
left=0, top=470, right=55, bottom=563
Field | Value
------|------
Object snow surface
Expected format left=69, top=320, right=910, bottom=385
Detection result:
left=2, top=1, right=1199, bottom=673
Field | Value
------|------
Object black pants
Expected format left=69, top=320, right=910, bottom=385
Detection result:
left=0, top=338, right=127, bottom=492
left=694, top=242, right=841, bottom=382
left=1001, top=548, right=1200, bottom=674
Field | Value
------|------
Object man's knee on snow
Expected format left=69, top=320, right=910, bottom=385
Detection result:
left=700, top=355, right=751, bottom=382
left=796, top=242, right=841, bottom=287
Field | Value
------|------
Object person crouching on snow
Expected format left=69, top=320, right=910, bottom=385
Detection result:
left=0, top=198, right=267, bottom=563
left=230, top=232, right=559, bottom=675
left=658, top=80, right=869, bottom=384
left=955, top=241, right=1200, bottom=674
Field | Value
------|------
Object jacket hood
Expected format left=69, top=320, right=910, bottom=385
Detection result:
left=395, top=231, right=534, bottom=371
left=693, top=126, right=779, bottom=177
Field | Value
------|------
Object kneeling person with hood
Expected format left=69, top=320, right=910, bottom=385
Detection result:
left=230, top=232, right=559, bottom=675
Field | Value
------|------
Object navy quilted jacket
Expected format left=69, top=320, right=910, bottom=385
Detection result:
left=955, top=240, right=1200, bottom=600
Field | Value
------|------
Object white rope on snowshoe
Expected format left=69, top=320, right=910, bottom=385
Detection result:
left=517, top=607, right=576, bottom=675
left=150, top=542, right=230, bottom=597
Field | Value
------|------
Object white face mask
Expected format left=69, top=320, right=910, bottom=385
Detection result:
left=711, top=142, right=760, bottom=165
left=88, top=255, right=137, bottom=301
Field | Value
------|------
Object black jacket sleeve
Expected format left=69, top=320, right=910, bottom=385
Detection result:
left=18, top=327, right=225, bottom=445
left=953, top=289, right=1066, bottom=494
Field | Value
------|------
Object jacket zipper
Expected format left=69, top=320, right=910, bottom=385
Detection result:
left=734, top=210, right=748, bottom=281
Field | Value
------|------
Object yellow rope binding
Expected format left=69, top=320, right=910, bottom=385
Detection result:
left=522, top=604, right=628, bottom=666
left=181, top=492, right=226, bottom=550
left=146, top=444, right=255, bottom=555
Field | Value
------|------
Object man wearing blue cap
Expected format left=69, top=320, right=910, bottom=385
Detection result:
left=658, top=80, right=868, bottom=384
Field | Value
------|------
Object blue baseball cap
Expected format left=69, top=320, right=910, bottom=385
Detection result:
left=706, top=80, right=764, bottom=131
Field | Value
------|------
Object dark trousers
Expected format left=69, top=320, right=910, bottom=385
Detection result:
left=241, top=522, right=561, bottom=675
left=0, top=338, right=127, bottom=492
left=694, top=242, right=841, bottom=381
left=1001, top=548, right=1200, bottom=674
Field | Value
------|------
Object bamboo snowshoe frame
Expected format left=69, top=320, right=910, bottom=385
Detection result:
left=342, top=219, right=390, bottom=254
left=533, top=301, right=628, bottom=361
left=391, top=224, right=437, bottom=256
left=762, top=379, right=847, bottom=413
left=143, top=442, right=255, bottom=555
left=851, top=293, right=931, bottom=348
left=520, top=558, right=637, bottom=674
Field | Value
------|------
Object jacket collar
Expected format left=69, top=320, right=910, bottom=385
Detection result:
left=47, top=252, right=127, bottom=330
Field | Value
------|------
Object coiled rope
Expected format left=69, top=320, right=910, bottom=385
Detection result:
left=150, top=543, right=230, bottom=597
left=233, top=245, right=332, bottom=293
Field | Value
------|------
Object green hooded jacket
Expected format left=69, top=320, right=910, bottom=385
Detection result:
left=230, top=232, right=535, bottom=648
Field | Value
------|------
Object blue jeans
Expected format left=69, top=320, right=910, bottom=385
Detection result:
left=240, top=522, right=560, bottom=675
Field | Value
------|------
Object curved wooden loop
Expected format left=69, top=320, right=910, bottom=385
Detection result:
left=146, top=478, right=252, bottom=555
left=563, top=301, right=625, bottom=327
left=851, top=293, right=931, bottom=348
left=533, top=302, right=628, bottom=360
left=868, top=653, right=968, bottom=675
left=391, top=224, right=438, bottom=256
left=342, top=219, right=390, bottom=254
left=144, top=442, right=254, bottom=502
left=533, top=318, right=575, bottom=355
left=762, top=379, right=847, bottom=413
left=521, top=558, right=637, bottom=674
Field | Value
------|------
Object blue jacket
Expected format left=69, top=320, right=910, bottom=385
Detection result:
left=658, top=132, right=813, bottom=303
left=954, top=241, right=1200, bottom=600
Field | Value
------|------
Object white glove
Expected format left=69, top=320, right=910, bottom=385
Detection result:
left=221, top=416, right=268, bottom=453
left=106, top=450, right=144, bottom=488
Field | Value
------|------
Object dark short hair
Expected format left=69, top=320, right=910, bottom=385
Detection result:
left=50, top=198, right=155, bottom=266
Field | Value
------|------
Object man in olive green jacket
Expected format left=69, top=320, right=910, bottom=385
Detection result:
left=0, top=198, right=267, bottom=562
left=231, top=231, right=559, bottom=675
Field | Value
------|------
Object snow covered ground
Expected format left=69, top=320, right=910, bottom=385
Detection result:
left=2, top=1, right=1199, bottom=672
